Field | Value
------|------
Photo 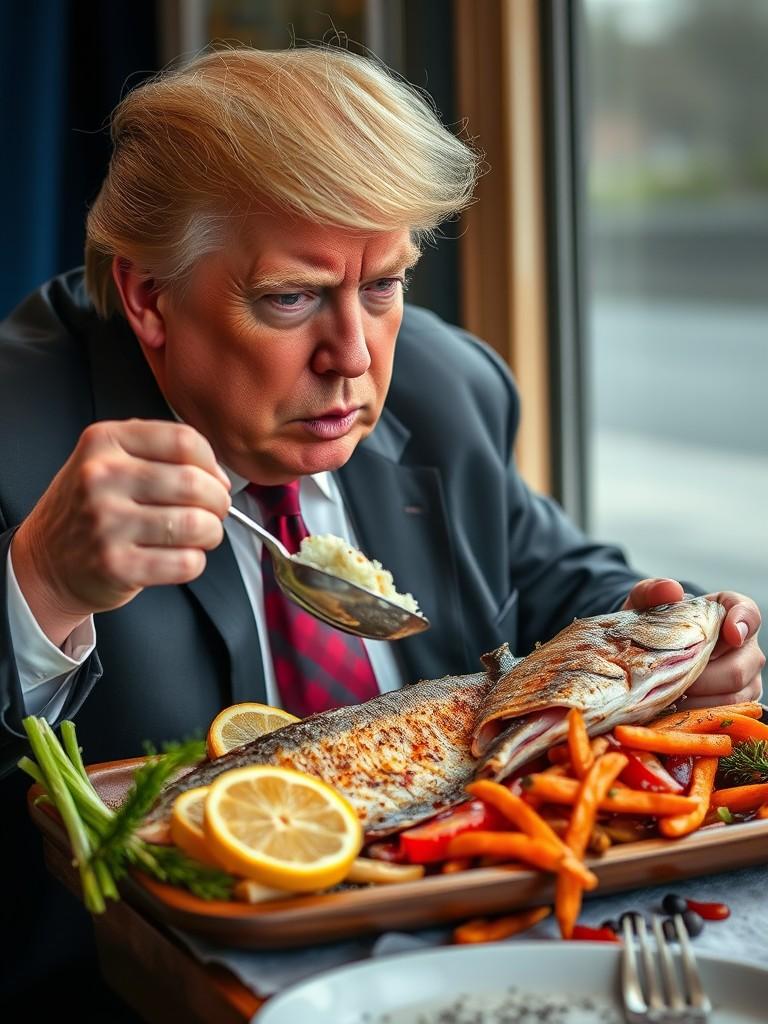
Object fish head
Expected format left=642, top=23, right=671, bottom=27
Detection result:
left=471, top=596, right=725, bottom=781
left=613, top=596, right=725, bottom=715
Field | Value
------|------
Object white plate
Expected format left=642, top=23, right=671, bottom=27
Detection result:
left=255, top=941, right=768, bottom=1024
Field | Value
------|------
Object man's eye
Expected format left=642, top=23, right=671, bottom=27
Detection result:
left=367, top=278, right=402, bottom=294
left=272, top=293, right=303, bottom=307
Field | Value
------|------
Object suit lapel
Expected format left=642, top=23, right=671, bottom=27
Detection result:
left=337, top=413, right=467, bottom=683
left=87, top=322, right=265, bottom=705
left=185, top=543, right=267, bottom=704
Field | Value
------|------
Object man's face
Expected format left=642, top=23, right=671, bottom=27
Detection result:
left=151, top=216, right=419, bottom=483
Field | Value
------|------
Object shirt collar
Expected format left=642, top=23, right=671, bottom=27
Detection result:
left=228, top=466, right=334, bottom=501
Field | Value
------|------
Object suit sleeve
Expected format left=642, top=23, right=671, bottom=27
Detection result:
left=0, top=527, right=103, bottom=778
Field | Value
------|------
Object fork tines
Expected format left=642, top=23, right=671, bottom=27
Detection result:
left=621, top=912, right=712, bottom=1023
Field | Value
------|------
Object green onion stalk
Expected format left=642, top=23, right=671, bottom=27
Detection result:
left=19, top=717, right=235, bottom=913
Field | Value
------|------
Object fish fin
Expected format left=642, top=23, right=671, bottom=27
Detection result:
left=480, top=643, right=523, bottom=682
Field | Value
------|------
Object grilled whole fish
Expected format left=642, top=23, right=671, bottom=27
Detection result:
left=144, top=671, right=492, bottom=838
left=474, top=596, right=724, bottom=779
left=143, top=598, right=723, bottom=840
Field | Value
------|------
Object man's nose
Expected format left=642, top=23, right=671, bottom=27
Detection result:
left=311, top=303, right=371, bottom=378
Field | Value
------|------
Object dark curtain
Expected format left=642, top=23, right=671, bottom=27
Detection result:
left=0, top=1, right=160, bottom=317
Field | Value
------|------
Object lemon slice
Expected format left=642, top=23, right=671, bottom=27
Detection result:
left=170, top=786, right=222, bottom=867
left=203, top=765, right=363, bottom=891
left=207, top=702, right=300, bottom=758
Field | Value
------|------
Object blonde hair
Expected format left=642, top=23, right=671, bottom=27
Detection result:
left=85, top=45, right=480, bottom=317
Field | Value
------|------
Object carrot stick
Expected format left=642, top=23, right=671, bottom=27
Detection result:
left=709, top=716, right=768, bottom=742
left=467, top=780, right=569, bottom=845
left=757, top=803, right=768, bottom=820
left=466, top=780, right=598, bottom=889
left=446, top=831, right=596, bottom=888
left=563, top=752, right=628, bottom=857
left=613, top=725, right=732, bottom=757
left=567, top=708, right=594, bottom=779
left=522, top=773, right=699, bottom=816
left=670, top=714, right=768, bottom=743
left=453, top=905, right=551, bottom=944
left=709, top=782, right=768, bottom=814
left=659, top=757, right=719, bottom=838
left=649, top=702, right=763, bottom=731
left=555, top=751, right=627, bottom=940
left=649, top=708, right=768, bottom=742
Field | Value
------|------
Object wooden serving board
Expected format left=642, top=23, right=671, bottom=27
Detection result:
left=28, top=756, right=768, bottom=950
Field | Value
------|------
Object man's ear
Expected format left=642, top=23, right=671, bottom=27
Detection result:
left=111, top=257, right=166, bottom=350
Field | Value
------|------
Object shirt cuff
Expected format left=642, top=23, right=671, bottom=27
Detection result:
left=6, top=547, right=96, bottom=700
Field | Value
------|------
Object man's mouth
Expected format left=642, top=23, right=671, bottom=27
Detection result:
left=299, top=407, right=360, bottom=439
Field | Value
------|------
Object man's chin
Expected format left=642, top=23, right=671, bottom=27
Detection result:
left=294, top=432, right=365, bottom=476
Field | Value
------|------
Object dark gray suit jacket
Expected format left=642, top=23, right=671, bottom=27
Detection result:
left=0, top=270, right=643, bottom=994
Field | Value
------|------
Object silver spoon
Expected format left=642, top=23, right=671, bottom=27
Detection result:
left=228, top=506, right=430, bottom=641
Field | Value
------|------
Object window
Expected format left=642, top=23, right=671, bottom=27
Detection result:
left=582, top=0, right=768, bottom=621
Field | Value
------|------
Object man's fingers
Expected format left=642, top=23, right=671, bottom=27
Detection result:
left=130, top=461, right=231, bottom=517
left=704, top=592, right=762, bottom=656
left=686, top=639, right=766, bottom=697
left=623, top=578, right=685, bottom=610
left=134, top=507, right=225, bottom=550
left=681, top=675, right=763, bottom=710
left=95, top=419, right=230, bottom=485
left=111, top=546, right=209, bottom=588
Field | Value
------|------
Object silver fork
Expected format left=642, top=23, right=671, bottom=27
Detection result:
left=621, top=912, right=712, bottom=1023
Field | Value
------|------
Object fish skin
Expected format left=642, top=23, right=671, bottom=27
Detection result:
left=473, top=596, right=725, bottom=779
left=144, top=672, right=491, bottom=838
left=142, top=598, right=724, bottom=842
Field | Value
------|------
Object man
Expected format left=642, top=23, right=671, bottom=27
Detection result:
left=0, top=46, right=762, bottom=1015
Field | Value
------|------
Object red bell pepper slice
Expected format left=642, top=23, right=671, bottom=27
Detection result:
left=398, top=799, right=508, bottom=863
left=618, top=749, right=684, bottom=793
left=570, top=924, right=621, bottom=943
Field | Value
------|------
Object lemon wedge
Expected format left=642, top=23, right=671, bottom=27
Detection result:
left=203, top=765, right=363, bottom=891
left=170, top=786, right=222, bottom=867
left=206, top=702, right=300, bottom=758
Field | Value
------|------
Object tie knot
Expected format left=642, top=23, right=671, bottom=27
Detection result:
left=247, top=480, right=303, bottom=522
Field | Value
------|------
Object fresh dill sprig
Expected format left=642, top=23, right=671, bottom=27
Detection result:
left=93, top=737, right=205, bottom=869
left=719, top=739, right=768, bottom=786
left=143, top=844, right=234, bottom=901
left=19, top=718, right=234, bottom=912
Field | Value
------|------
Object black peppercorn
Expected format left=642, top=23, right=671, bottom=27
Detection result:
left=681, top=909, right=705, bottom=937
left=661, top=893, right=688, bottom=915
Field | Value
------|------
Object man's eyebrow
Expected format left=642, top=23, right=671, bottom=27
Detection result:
left=248, top=244, right=422, bottom=292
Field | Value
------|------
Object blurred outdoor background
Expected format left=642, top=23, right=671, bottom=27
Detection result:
left=583, top=0, right=768, bottom=623
left=2, top=0, right=766, bottom=627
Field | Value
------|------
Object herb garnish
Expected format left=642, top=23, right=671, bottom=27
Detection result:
left=19, top=716, right=235, bottom=912
left=719, top=739, right=768, bottom=786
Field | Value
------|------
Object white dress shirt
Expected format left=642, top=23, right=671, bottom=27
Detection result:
left=8, top=469, right=406, bottom=721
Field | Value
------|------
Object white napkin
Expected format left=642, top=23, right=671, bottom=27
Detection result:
left=171, top=864, right=768, bottom=999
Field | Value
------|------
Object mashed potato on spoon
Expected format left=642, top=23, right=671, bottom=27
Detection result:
left=292, top=534, right=420, bottom=615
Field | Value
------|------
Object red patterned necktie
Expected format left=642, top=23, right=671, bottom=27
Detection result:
left=247, top=481, right=380, bottom=717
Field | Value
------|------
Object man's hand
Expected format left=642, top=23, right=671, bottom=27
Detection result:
left=622, top=578, right=764, bottom=708
left=10, top=419, right=231, bottom=646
